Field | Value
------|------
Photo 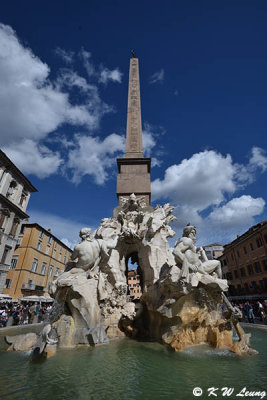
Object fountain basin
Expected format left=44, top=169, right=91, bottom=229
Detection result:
left=0, top=327, right=266, bottom=400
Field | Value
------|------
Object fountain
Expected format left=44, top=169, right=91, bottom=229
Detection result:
left=4, top=194, right=257, bottom=358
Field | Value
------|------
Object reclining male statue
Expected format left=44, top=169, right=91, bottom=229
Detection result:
left=68, top=227, right=118, bottom=273
left=173, top=224, right=222, bottom=283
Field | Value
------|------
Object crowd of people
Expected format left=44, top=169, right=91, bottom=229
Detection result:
left=232, top=300, right=267, bottom=324
left=0, top=301, right=52, bottom=327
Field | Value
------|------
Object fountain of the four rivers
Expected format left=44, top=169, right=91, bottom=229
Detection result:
left=1, top=54, right=266, bottom=400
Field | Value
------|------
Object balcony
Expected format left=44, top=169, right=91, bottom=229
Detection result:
left=21, top=283, right=45, bottom=293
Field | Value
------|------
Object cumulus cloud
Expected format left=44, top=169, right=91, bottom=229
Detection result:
left=66, top=133, right=125, bottom=184
left=149, top=69, right=165, bottom=84
left=152, top=148, right=266, bottom=243
left=0, top=23, right=108, bottom=146
left=208, top=195, right=265, bottom=230
left=0, top=23, right=123, bottom=180
left=3, top=140, right=63, bottom=179
left=152, top=150, right=236, bottom=207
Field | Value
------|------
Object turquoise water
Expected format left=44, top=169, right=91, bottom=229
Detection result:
left=0, top=328, right=266, bottom=400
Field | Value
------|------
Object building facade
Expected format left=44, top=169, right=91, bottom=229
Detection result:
left=220, top=221, right=267, bottom=298
left=128, top=270, right=142, bottom=299
left=0, top=150, right=37, bottom=293
left=2, top=223, right=72, bottom=300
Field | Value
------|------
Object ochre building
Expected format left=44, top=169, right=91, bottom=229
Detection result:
left=128, top=270, right=142, bottom=299
left=220, top=221, right=267, bottom=298
left=2, top=223, right=72, bottom=300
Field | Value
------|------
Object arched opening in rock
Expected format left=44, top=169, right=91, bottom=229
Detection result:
left=126, top=252, right=143, bottom=301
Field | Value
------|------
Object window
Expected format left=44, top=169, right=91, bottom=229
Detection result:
left=226, top=272, right=233, bottom=280
left=54, top=268, right=59, bottom=277
left=234, top=270, right=239, bottom=279
left=10, top=218, right=20, bottom=236
left=254, top=261, right=262, bottom=273
left=40, top=263, right=46, bottom=275
left=6, top=180, right=17, bottom=197
left=49, top=266, right=53, bottom=277
left=64, top=256, right=66, bottom=264
left=240, top=267, right=246, bottom=277
left=5, top=279, right=12, bottom=289
left=247, top=264, right=254, bottom=275
left=45, top=246, right=50, bottom=254
left=54, top=242, right=57, bottom=249
left=16, top=237, right=22, bottom=247
left=40, top=230, right=44, bottom=239
left=20, top=225, right=25, bottom=234
left=1, top=246, right=10, bottom=264
left=58, top=253, right=61, bottom=262
left=11, top=258, right=18, bottom=269
left=256, top=237, right=263, bottom=248
left=231, top=254, right=234, bottom=261
left=243, top=246, right=247, bottom=255
left=37, top=241, right=42, bottom=251
left=262, top=260, right=267, bottom=271
left=0, top=213, right=5, bottom=229
left=236, top=250, right=240, bottom=258
left=19, top=191, right=27, bottom=206
left=31, top=259, right=38, bottom=272
left=48, top=236, right=52, bottom=244
left=250, top=243, right=254, bottom=251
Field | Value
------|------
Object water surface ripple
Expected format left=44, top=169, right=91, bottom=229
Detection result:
left=0, top=328, right=266, bottom=400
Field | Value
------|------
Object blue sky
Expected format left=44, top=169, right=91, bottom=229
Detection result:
left=1, top=0, right=267, bottom=248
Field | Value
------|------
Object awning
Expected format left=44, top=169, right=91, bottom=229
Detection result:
left=20, top=295, right=54, bottom=303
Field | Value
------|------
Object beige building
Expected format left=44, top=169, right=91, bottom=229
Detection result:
left=0, top=150, right=37, bottom=293
left=2, top=223, right=72, bottom=300
left=220, top=221, right=267, bottom=298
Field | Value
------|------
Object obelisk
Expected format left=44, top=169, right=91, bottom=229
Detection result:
left=116, top=52, right=151, bottom=206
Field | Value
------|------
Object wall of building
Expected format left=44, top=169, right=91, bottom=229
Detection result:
left=2, top=224, right=72, bottom=300
left=0, top=156, right=36, bottom=293
left=220, top=221, right=267, bottom=297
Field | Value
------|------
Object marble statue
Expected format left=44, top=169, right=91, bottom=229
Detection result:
left=173, top=224, right=222, bottom=283
left=71, top=227, right=118, bottom=272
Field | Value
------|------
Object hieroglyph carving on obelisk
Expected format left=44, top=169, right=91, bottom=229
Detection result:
left=125, top=57, right=144, bottom=158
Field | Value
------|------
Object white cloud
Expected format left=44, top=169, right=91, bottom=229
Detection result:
left=208, top=195, right=265, bottom=230
left=66, top=133, right=125, bottom=184
left=55, top=47, right=74, bottom=64
left=149, top=69, right=165, bottom=84
left=79, top=48, right=95, bottom=77
left=99, top=67, right=123, bottom=84
left=3, top=139, right=63, bottom=178
left=0, top=24, right=109, bottom=146
left=152, top=148, right=266, bottom=243
left=249, top=146, right=267, bottom=172
left=142, top=122, right=163, bottom=167
left=29, top=210, right=89, bottom=249
left=79, top=49, right=123, bottom=85
left=152, top=150, right=236, bottom=208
